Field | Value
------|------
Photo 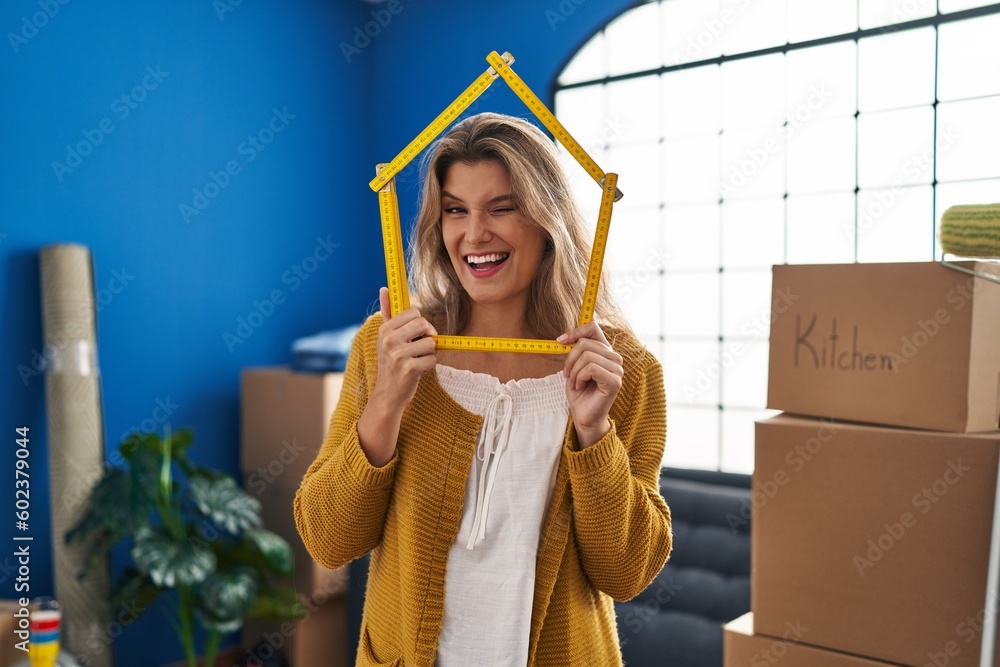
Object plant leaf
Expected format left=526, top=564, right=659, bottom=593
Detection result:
left=109, top=567, right=163, bottom=624
left=131, top=526, right=216, bottom=588
left=189, top=477, right=262, bottom=535
left=119, top=431, right=160, bottom=462
left=247, top=586, right=308, bottom=622
left=246, top=529, right=294, bottom=576
left=66, top=467, right=153, bottom=579
left=195, top=611, right=244, bottom=635
left=119, top=428, right=194, bottom=461
left=197, top=566, right=259, bottom=621
left=166, top=428, right=194, bottom=457
left=66, top=468, right=138, bottom=543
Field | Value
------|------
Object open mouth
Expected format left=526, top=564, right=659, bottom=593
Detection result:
left=465, top=252, right=510, bottom=272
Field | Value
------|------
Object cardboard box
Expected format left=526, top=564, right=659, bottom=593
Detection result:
left=767, top=261, right=1000, bottom=432
left=724, top=613, right=895, bottom=666
left=241, top=596, right=346, bottom=667
left=753, top=414, right=1000, bottom=667
left=241, top=367, right=347, bottom=603
left=241, top=368, right=350, bottom=664
left=241, top=366, right=344, bottom=481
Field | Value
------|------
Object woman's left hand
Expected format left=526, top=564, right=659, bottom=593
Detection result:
left=558, top=321, right=624, bottom=449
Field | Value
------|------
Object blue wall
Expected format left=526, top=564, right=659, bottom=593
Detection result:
left=0, top=0, right=633, bottom=664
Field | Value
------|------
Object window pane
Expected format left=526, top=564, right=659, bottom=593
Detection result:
left=558, top=31, right=606, bottom=85
left=663, top=65, right=721, bottom=139
left=605, top=206, right=662, bottom=274
left=858, top=28, right=936, bottom=112
left=664, top=135, right=721, bottom=205
left=856, top=185, right=934, bottom=262
left=937, top=97, right=1000, bottom=183
left=722, top=199, right=785, bottom=269
left=858, top=106, right=934, bottom=189
left=611, top=267, right=662, bottom=335
left=722, top=54, right=785, bottom=130
left=558, top=145, right=602, bottom=216
left=788, top=193, right=857, bottom=264
left=935, top=179, right=1000, bottom=257
left=662, top=406, right=720, bottom=470
left=787, top=0, right=857, bottom=41
left=721, top=341, right=769, bottom=408
left=786, top=42, right=858, bottom=121
left=665, top=272, right=721, bottom=338
left=939, top=15, right=1000, bottom=101
left=721, top=409, right=778, bottom=473
left=721, top=270, right=773, bottom=338
left=720, top=0, right=787, bottom=56
left=664, top=203, right=721, bottom=271
left=662, top=0, right=723, bottom=66
left=606, top=77, right=661, bottom=146
left=606, top=3, right=661, bottom=76
left=721, top=127, right=786, bottom=200
left=859, top=0, right=935, bottom=29
left=787, top=116, right=856, bottom=195
left=555, top=86, right=607, bottom=151
left=607, top=142, right=661, bottom=209
left=664, top=341, right=723, bottom=407
left=939, top=0, right=997, bottom=11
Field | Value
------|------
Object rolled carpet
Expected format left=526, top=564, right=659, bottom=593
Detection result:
left=940, top=203, right=1000, bottom=258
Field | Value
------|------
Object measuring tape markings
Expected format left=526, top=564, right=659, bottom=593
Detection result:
left=373, top=51, right=623, bottom=353
left=433, top=335, right=572, bottom=355
left=485, top=51, right=623, bottom=202
left=390, top=180, right=409, bottom=312
left=368, top=53, right=515, bottom=192
left=579, top=173, right=618, bottom=326
left=377, top=167, right=410, bottom=315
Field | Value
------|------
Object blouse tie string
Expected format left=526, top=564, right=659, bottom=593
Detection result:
left=466, top=389, right=514, bottom=550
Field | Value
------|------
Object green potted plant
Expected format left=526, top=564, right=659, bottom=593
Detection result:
left=67, top=426, right=306, bottom=667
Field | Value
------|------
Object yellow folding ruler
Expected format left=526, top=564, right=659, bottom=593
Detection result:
left=371, top=50, right=623, bottom=354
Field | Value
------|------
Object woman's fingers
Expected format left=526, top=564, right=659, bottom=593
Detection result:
left=379, top=287, right=391, bottom=321
left=565, top=338, right=622, bottom=375
left=567, top=349, right=624, bottom=391
left=559, top=322, right=615, bottom=370
left=386, top=314, right=436, bottom=344
left=558, top=320, right=610, bottom=346
left=372, top=303, right=438, bottom=408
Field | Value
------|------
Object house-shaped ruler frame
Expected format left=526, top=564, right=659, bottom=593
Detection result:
left=369, top=50, right=624, bottom=354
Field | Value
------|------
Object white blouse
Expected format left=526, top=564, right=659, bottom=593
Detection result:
left=434, top=364, right=570, bottom=667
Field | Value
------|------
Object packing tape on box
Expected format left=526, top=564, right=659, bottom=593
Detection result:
left=39, top=243, right=112, bottom=667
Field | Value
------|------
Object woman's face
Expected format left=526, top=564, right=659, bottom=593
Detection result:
left=440, top=160, right=547, bottom=314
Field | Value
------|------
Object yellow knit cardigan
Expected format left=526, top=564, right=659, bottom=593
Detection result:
left=294, top=315, right=672, bottom=666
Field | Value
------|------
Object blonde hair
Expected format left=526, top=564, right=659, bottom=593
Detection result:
left=409, top=112, right=631, bottom=341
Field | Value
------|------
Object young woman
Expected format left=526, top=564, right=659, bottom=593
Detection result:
left=294, top=113, right=671, bottom=666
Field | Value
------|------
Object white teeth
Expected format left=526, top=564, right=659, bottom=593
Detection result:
left=466, top=252, right=509, bottom=264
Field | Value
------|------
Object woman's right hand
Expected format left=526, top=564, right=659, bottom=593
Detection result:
left=371, top=287, right=438, bottom=407
left=358, top=288, right=437, bottom=466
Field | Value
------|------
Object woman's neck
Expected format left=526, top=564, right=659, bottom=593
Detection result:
left=461, top=299, right=533, bottom=339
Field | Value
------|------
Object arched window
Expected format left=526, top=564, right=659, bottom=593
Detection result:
left=555, top=1, right=1000, bottom=472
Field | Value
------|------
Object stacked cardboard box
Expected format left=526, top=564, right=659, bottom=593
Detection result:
left=240, top=367, right=348, bottom=666
left=726, top=261, right=1000, bottom=666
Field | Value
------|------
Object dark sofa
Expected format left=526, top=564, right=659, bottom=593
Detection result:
left=346, top=467, right=752, bottom=666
